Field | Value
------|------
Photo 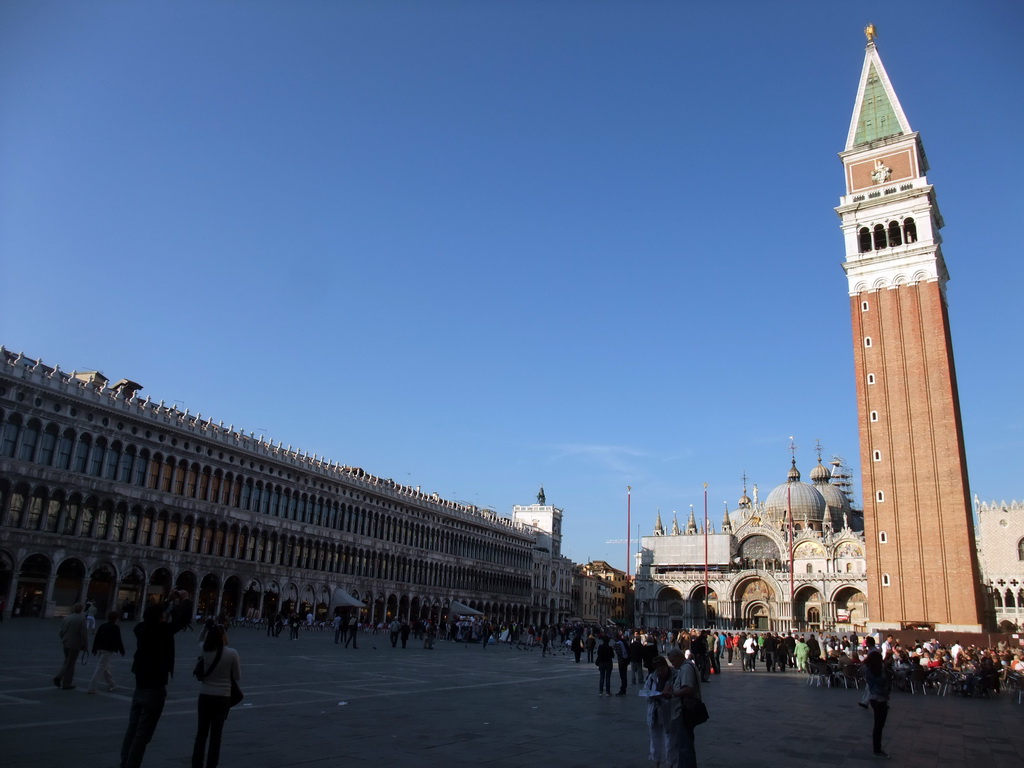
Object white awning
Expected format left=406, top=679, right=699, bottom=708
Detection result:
left=331, top=589, right=364, bottom=609
left=449, top=600, right=483, bottom=616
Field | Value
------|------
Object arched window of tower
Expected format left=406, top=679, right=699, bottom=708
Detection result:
left=873, top=224, right=886, bottom=250
left=859, top=227, right=872, bottom=253
left=903, top=217, right=917, bottom=243
left=887, top=221, right=903, bottom=247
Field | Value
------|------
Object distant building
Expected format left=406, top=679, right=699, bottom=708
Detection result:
left=0, top=349, right=536, bottom=622
left=512, top=490, right=574, bottom=626
left=572, top=566, right=613, bottom=624
left=580, top=560, right=631, bottom=624
left=634, top=456, right=869, bottom=632
left=975, top=498, right=1024, bottom=631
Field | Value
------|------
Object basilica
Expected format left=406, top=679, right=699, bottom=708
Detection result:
left=633, top=455, right=869, bottom=632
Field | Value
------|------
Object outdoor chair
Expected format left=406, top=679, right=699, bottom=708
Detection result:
left=808, top=659, right=832, bottom=688
left=834, top=663, right=862, bottom=689
left=1005, top=670, right=1024, bottom=705
left=924, top=668, right=949, bottom=696
left=907, top=664, right=928, bottom=695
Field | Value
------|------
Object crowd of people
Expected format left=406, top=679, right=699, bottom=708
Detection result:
left=49, top=602, right=1024, bottom=768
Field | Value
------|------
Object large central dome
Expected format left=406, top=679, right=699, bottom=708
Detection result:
left=763, top=460, right=826, bottom=528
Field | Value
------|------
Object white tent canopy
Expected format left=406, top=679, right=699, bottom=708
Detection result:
left=331, top=588, right=363, bottom=609
left=449, top=600, right=483, bottom=616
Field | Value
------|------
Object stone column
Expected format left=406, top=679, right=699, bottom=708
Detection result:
left=42, top=571, right=57, bottom=618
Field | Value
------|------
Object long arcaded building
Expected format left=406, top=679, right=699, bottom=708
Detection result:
left=0, top=348, right=535, bottom=622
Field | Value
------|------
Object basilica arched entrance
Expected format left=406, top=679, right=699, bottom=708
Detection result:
left=735, top=577, right=775, bottom=630
left=833, top=586, right=868, bottom=631
left=690, top=586, right=717, bottom=628
left=745, top=601, right=770, bottom=631
left=794, top=585, right=823, bottom=632
left=651, top=587, right=685, bottom=628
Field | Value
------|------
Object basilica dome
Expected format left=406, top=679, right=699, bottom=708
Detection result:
left=763, top=460, right=826, bottom=529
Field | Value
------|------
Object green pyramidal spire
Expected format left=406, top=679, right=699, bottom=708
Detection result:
left=846, top=42, right=912, bottom=150
left=854, top=63, right=902, bottom=144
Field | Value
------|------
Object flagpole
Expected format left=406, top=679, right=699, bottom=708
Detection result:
left=703, top=482, right=709, bottom=626
left=626, top=486, right=632, bottom=579
left=788, top=438, right=796, bottom=632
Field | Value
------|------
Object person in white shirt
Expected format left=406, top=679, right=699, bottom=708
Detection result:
left=742, top=634, right=758, bottom=672
left=191, top=624, right=241, bottom=768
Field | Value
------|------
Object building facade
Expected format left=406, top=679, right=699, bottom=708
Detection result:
left=571, top=566, right=614, bottom=624
left=512, top=491, right=574, bottom=626
left=634, top=457, right=869, bottom=632
left=835, top=35, right=983, bottom=631
left=0, top=349, right=536, bottom=623
left=580, top=560, right=632, bottom=624
left=976, top=498, right=1024, bottom=632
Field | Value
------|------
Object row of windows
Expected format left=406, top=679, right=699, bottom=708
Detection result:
left=860, top=307, right=886, bottom=506
left=0, top=482, right=531, bottom=597
left=0, top=409, right=531, bottom=571
left=992, top=589, right=1024, bottom=609
left=857, top=218, right=918, bottom=253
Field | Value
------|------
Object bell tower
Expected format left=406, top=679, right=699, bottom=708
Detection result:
left=835, top=30, right=983, bottom=631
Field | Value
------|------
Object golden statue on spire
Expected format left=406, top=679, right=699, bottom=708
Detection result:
left=865, top=23, right=878, bottom=44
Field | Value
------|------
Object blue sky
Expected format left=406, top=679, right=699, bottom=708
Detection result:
left=2, top=1, right=1022, bottom=571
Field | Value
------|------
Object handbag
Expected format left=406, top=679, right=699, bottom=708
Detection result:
left=229, top=673, right=244, bottom=707
left=682, top=696, right=710, bottom=727
left=682, top=659, right=709, bottom=727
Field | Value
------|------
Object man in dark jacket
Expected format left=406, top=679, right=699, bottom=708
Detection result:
left=120, top=590, right=192, bottom=768
left=691, top=631, right=710, bottom=683
left=628, top=634, right=645, bottom=683
left=763, top=632, right=779, bottom=672
left=807, top=633, right=822, bottom=661
left=88, top=611, right=126, bottom=693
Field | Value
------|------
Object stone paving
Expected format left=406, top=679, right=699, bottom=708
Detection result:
left=1, top=620, right=1022, bottom=768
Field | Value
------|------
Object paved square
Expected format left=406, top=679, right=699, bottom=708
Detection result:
left=2, top=621, right=1022, bottom=767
